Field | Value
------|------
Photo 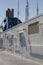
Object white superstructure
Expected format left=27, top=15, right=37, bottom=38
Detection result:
left=0, top=14, right=43, bottom=63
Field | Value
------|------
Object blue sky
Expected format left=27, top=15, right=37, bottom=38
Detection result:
left=0, top=0, right=43, bottom=25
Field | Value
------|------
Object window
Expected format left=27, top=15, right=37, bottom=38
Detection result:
left=14, top=38, right=18, bottom=48
left=0, top=38, right=3, bottom=44
left=9, top=38, right=13, bottom=46
left=19, top=33, right=26, bottom=47
left=0, top=38, right=3, bottom=48
left=14, top=38, right=17, bottom=44
left=28, top=22, right=39, bottom=34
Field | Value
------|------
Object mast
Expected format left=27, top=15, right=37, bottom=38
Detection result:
left=25, top=0, right=29, bottom=20
left=37, top=1, right=39, bottom=16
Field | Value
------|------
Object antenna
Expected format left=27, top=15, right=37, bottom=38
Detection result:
left=25, top=0, right=29, bottom=20
left=18, top=0, right=19, bottom=18
left=37, top=1, right=39, bottom=16
left=17, top=0, right=19, bottom=24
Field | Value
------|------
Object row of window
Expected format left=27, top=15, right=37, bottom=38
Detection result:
left=6, top=33, right=26, bottom=48
left=5, top=22, right=39, bottom=48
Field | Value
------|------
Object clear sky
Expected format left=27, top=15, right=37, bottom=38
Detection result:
left=0, top=0, right=43, bottom=25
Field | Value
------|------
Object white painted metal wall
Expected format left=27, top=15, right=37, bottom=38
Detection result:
left=0, top=14, right=43, bottom=62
